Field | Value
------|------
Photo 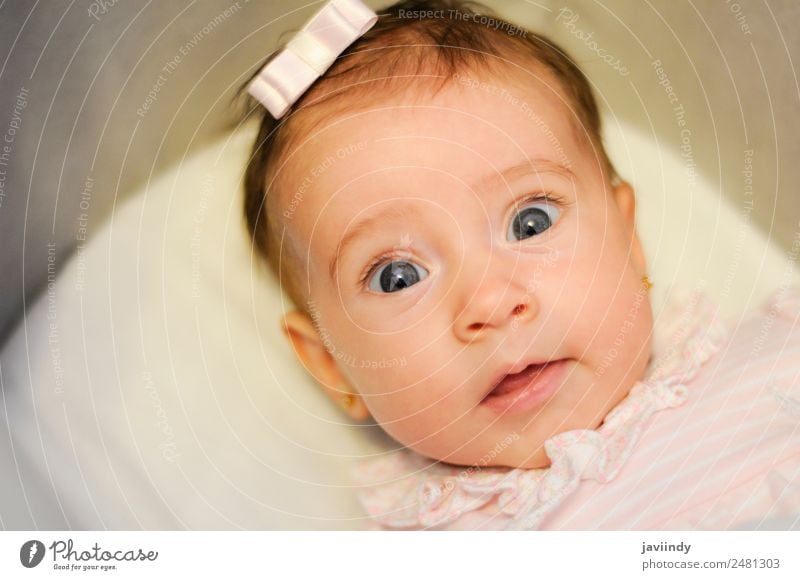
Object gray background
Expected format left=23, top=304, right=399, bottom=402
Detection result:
left=0, top=0, right=798, bottom=348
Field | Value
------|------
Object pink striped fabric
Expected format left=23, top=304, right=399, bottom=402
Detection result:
left=352, top=285, right=800, bottom=530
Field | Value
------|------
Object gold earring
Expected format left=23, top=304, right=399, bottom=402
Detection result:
left=641, top=275, right=653, bottom=292
left=339, top=394, right=355, bottom=410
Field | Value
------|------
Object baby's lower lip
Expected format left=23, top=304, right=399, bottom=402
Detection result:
left=480, top=359, right=568, bottom=414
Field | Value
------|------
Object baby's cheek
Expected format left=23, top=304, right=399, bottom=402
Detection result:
left=344, top=348, right=424, bottom=399
left=352, top=353, right=457, bottom=428
left=366, top=383, right=452, bottom=450
left=345, top=359, right=407, bottom=398
left=558, top=251, right=637, bottom=340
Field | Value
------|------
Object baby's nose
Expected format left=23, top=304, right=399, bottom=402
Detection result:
left=452, top=269, right=538, bottom=343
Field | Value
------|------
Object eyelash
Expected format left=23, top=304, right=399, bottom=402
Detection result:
left=358, top=250, right=408, bottom=289
left=357, top=192, right=569, bottom=289
left=518, top=192, right=568, bottom=212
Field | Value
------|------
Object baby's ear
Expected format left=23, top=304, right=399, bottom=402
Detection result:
left=280, top=310, right=371, bottom=421
left=611, top=180, right=648, bottom=275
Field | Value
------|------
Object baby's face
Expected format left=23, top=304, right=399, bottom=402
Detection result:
left=280, top=71, right=653, bottom=468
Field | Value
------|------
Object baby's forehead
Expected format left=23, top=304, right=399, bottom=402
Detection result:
left=283, top=70, right=581, bottom=196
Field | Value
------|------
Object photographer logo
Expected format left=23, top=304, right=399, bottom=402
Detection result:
left=20, top=540, right=46, bottom=568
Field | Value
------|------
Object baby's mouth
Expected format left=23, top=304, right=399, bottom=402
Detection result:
left=481, top=359, right=569, bottom=414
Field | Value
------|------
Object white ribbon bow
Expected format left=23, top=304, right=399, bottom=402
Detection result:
left=247, top=0, right=378, bottom=118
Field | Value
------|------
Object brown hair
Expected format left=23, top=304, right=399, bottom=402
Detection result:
left=238, top=0, right=618, bottom=315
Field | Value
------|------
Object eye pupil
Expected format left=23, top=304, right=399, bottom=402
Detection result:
left=379, top=261, right=420, bottom=293
left=513, top=206, right=552, bottom=240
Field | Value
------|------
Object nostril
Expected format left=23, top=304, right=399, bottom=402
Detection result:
left=468, top=322, right=485, bottom=332
left=512, top=303, right=527, bottom=317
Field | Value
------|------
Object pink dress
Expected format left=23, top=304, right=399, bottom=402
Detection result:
left=352, top=285, right=800, bottom=530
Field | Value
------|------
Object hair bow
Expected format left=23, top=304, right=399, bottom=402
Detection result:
left=247, top=0, right=378, bottom=119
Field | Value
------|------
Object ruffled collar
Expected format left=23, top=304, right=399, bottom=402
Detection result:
left=352, top=289, right=730, bottom=530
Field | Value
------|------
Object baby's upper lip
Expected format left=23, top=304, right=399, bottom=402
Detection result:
left=483, top=356, right=556, bottom=401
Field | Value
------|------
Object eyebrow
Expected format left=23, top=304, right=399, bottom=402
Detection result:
left=329, top=204, right=424, bottom=281
left=327, top=158, right=574, bottom=281
left=478, top=159, right=576, bottom=188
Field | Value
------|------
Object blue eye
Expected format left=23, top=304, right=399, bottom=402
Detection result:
left=367, top=260, right=429, bottom=293
left=507, top=199, right=560, bottom=241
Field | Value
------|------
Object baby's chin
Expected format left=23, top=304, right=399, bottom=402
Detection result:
left=446, top=450, right=551, bottom=470
left=411, top=440, right=554, bottom=470
left=486, top=446, right=552, bottom=470
left=412, top=403, right=619, bottom=470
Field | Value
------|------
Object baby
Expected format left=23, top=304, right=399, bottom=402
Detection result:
left=241, top=0, right=800, bottom=529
